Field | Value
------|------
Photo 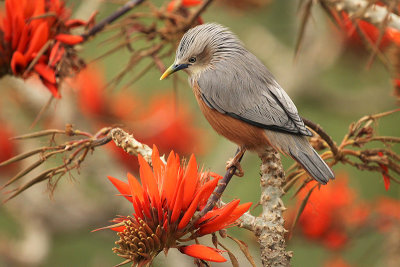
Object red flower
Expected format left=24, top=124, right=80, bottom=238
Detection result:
left=332, top=11, right=391, bottom=49
left=102, top=146, right=251, bottom=266
left=291, top=174, right=367, bottom=250
left=0, top=0, right=88, bottom=98
left=375, top=197, right=400, bottom=232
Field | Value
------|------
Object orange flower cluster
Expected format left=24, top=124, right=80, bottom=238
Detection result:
left=332, top=6, right=400, bottom=99
left=0, top=0, right=89, bottom=98
left=104, top=146, right=251, bottom=265
left=289, top=175, right=369, bottom=250
left=167, top=0, right=204, bottom=24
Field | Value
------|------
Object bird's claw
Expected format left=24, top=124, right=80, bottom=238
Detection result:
left=226, top=159, right=244, bottom=177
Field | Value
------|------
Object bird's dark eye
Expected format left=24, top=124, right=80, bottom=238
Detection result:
left=188, top=57, right=196, bottom=63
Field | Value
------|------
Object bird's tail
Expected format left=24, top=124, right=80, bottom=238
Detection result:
left=264, top=131, right=335, bottom=184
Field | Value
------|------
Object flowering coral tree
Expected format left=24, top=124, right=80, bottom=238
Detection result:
left=0, top=0, right=399, bottom=267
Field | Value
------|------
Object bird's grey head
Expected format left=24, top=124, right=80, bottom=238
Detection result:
left=160, top=23, right=244, bottom=80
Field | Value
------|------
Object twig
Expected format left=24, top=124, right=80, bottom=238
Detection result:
left=81, top=0, right=146, bottom=40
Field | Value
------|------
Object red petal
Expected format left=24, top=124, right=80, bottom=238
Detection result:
left=24, top=22, right=49, bottom=60
left=107, top=176, right=133, bottom=202
left=179, top=244, right=227, bottom=263
left=10, top=51, right=27, bottom=74
left=16, top=25, right=30, bottom=53
left=111, top=226, right=126, bottom=232
left=182, top=154, right=198, bottom=209
left=41, top=80, right=61, bottom=98
left=198, top=200, right=240, bottom=235
left=65, top=19, right=87, bottom=28
left=34, top=63, right=56, bottom=84
left=151, top=145, right=165, bottom=183
left=49, top=41, right=65, bottom=67
left=162, top=151, right=178, bottom=207
left=182, top=0, right=203, bottom=7
left=178, top=178, right=219, bottom=230
left=171, top=182, right=184, bottom=223
left=383, top=174, right=390, bottom=191
left=377, top=152, right=390, bottom=191
left=138, top=154, right=160, bottom=206
left=55, top=34, right=84, bottom=45
left=127, top=172, right=145, bottom=202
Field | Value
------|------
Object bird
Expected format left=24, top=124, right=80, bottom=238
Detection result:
left=160, top=23, right=334, bottom=184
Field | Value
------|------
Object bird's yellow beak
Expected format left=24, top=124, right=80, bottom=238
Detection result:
left=160, top=64, right=189, bottom=80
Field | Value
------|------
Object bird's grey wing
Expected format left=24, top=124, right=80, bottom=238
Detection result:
left=197, top=62, right=312, bottom=136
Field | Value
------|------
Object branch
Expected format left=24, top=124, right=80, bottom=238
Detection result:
left=255, top=148, right=292, bottom=266
left=321, top=0, right=400, bottom=31
left=81, top=0, right=146, bottom=40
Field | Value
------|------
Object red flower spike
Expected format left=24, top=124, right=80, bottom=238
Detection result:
left=107, top=176, right=132, bottom=202
left=0, top=0, right=86, bottom=97
left=102, top=146, right=250, bottom=266
left=179, top=244, right=227, bottom=263
left=55, top=34, right=84, bottom=45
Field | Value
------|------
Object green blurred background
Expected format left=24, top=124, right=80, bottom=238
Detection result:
left=0, top=0, right=399, bottom=266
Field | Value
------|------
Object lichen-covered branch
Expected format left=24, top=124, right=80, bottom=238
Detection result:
left=110, top=128, right=158, bottom=164
left=239, top=148, right=292, bottom=266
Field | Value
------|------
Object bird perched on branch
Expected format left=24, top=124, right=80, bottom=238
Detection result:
left=160, top=23, right=334, bottom=184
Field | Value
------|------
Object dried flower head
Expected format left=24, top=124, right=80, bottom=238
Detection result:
left=102, top=146, right=251, bottom=266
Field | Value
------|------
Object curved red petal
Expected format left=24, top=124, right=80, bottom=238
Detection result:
left=198, top=200, right=240, bottom=235
left=178, top=177, right=219, bottom=230
left=107, top=176, right=133, bottom=202
left=127, top=172, right=144, bottom=202
left=24, top=22, right=49, bottom=60
left=42, top=80, right=61, bottom=98
left=34, top=63, right=56, bottom=84
left=138, top=154, right=160, bottom=206
left=151, top=145, right=165, bottom=183
left=182, top=154, right=199, bottom=209
left=10, top=51, right=27, bottom=74
left=171, top=182, right=184, bottom=223
left=179, top=244, right=227, bottom=263
left=55, top=34, right=84, bottom=45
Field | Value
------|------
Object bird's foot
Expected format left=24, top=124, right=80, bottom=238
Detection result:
left=226, top=159, right=244, bottom=177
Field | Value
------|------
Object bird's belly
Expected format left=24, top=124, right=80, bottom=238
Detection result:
left=193, top=85, right=268, bottom=150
